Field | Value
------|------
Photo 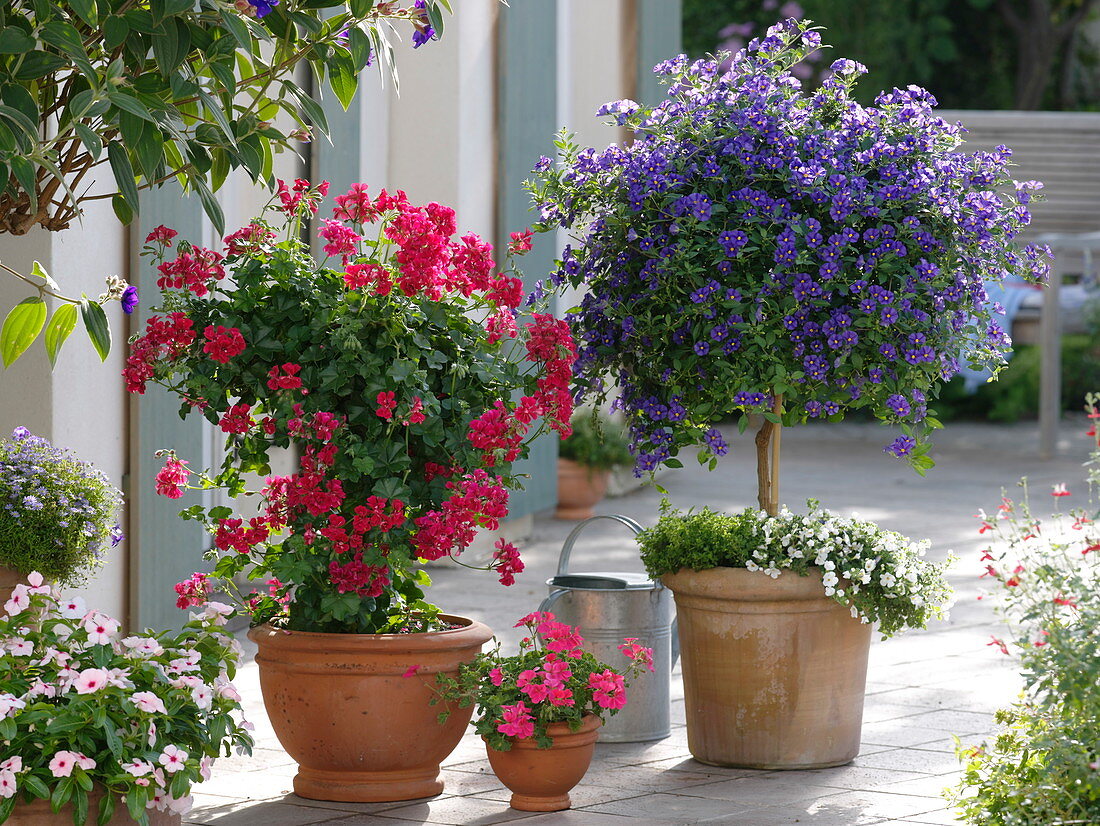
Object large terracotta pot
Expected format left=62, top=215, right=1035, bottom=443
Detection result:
left=555, top=459, right=610, bottom=520
left=248, top=615, right=493, bottom=803
left=485, top=715, right=602, bottom=812
left=662, top=567, right=872, bottom=769
left=0, top=563, right=26, bottom=606
left=8, top=790, right=181, bottom=825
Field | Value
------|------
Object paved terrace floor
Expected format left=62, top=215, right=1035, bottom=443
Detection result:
left=184, top=419, right=1090, bottom=826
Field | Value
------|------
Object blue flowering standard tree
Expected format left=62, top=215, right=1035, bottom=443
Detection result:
left=526, top=19, right=1050, bottom=516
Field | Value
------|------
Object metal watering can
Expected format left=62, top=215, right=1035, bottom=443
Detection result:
left=538, top=515, right=677, bottom=743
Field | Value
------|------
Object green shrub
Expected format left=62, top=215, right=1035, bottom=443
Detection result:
left=559, top=411, right=632, bottom=470
left=638, top=500, right=953, bottom=638
left=0, top=427, right=122, bottom=584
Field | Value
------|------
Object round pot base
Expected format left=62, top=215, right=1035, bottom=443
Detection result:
left=692, top=752, right=857, bottom=771
left=294, top=766, right=443, bottom=803
left=509, top=792, right=571, bottom=812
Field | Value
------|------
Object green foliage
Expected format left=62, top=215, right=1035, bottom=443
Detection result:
left=948, top=397, right=1100, bottom=823
left=681, top=0, right=1018, bottom=110
left=0, top=427, right=122, bottom=584
left=638, top=499, right=954, bottom=638
left=935, top=336, right=1100, bottom=423
left=558, top=409, right=632, bottom=470
left=0, top=580, right=252, bottom=823
left=0, top=0, right=451, bottom=235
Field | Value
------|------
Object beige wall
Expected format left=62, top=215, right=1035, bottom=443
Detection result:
left=0, top=197, right=129, bottom=618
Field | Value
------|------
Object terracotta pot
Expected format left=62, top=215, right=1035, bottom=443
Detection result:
left=555, top=459, right=610, bottom=520
left=0, top=563, right=26, bottom=606
left=7, top=789, right=181, bottom=825
left=662, top=567, right=872, bottom=769
left=248, top=615, right=492, bottom=803
left=485, top=715, right=602, bottom=811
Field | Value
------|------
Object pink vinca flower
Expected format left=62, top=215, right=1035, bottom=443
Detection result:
left=122, top=759, right=154, bottom=778
left=132, top=691, right=168, bottom=715
left=57, top=596, right=86, bottom=619
left=73, top=668, right=110, bottom=694
left=0, top=757, right=21, bottom=773
left=83, top=613, right=121, bottom=645
left=74, top=754, right=96, bottom=770
left=158, top=745, right=188, bottom=774
left=0, top=694, right=26, bottom=720
left=6, top=638, right=32, bottom=657
left=0, top=770, right=15, bottom=799
left=48, top=751, right=77, bottom=778
left=3, top=585, right=29, bottom=617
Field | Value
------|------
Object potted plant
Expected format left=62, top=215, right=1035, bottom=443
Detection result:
left=638, top=501, right=952, bottom=767
left=128, top=182, right=576, bottom=802
left=0, top=572, right=252, bottom=825
left=555, top=410, right=632, bottom=519
left=433, top=610, right=653, bottom=812
left=526, top=18, right=1047, bottom=767
left=0, top=427, right=123, bottom=602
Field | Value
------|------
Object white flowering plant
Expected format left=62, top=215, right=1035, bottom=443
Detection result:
left=0, top=573, right=252, bottom=825
left=638, top=499, right=954, bottom=637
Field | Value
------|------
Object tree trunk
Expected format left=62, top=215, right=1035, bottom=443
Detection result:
left=754, top=395, right=783, bottom=517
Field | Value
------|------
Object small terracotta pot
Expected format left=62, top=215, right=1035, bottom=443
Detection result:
left=662, top=567, right=872, bottom=769
left=7, top=790, right=181, bottom=825
left=485, top=715, right=602, bottom=811
left=249, top=615, right=492, bottom=803
left=555, top=459, right=610, bottom=520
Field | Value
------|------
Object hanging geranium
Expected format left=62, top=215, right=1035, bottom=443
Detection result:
left=127, top=180, right=576, bottom=634
left=527, top=18, right=1049, bottom=513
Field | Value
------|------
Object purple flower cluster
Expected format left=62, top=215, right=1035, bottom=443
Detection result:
left=528, top=19, right=1048, bottom=475
left=0, top=427, right=122, bottom=583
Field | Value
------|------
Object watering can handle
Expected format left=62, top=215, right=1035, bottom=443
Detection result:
left=556, top=514, right=645, bottom=578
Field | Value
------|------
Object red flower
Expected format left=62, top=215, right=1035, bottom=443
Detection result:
left=145, top=225, right=178, bottom=246
left=155, top=456, right=190, bottom=499
left=219, top=403, right=254, bottom=434
left=267, top=363, right=303, bottom=391
left=508, top=229, right=533, bottom=254
left=202, top=326, right=246, bottom=363
left=376, top=391, right=397, bottom=420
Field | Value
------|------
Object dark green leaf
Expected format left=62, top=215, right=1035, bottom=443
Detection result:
left=135, top=128, right=165, bottom=180
left=103, top=16, right=129, bottom=50
left=67, top=0, right=98, bottom=27
left=9, top=156, right=37, bottom=212
left=327, top=51, right=357, bottom=110
left=191, top=174, right=225, bottom=235
left=80, top=299, right=111, bottom=362
left=283, top=81, right=329, bottom=135
left=350, top=0, right=376, bottom=15
left=0, top=28, right=35, bottom=53
left=107, top=140, right=140, bottom=210
left=111, top=193, right=134, bottom=224
left=0, top=104, right=39, bottom=142
left=44, top=303, right=78, bottom=367
left=74, top=122, right=103, bottom=160
left=13, top=50, right=69, bottom=79
left=107, top=91, right=155, bottom=122
left=218, top=10, right=252, bottom=49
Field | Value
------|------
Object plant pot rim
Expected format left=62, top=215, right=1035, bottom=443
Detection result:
left=247, top=614, right=493, bottom=649
left=660, top=566, right=832, bottom=602
left=484, top=713, right=602, bottom=749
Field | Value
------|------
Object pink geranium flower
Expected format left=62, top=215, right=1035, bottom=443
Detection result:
left=496, top=701, right=534, bottom=739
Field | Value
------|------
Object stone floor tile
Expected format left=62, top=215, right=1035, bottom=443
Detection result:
left=519, top=811, right=680, bottom=825
left=724, top=802, right=888, bottom=826
left=579, top=791, right=761, bottom=821
left=347, top=795, right=535, bottom=825
left=580, top=763, right=743, bottom=793
left=853, top=748, right=965, bottom=775
left=869, top=772, right=958, bottom=799
left=807, top=790, right=947, bottom=821
left=894, top=710, right=995, bottom=736
left=595, top=739, right=694, bottom=766
left=860, top=702, right=935, bottom=725
left=183, top=799, right=354, bottom=825
left=860, top=721, right=959, bottom=749
left=665, top=773, right=846, bottom=807
left=903, top=806, right=967, bottom=825
left=798, top=765, right=930, bottom=792
left=212, top=747, right=298, bottom=774
left=195, top=768, right=296, bottom=801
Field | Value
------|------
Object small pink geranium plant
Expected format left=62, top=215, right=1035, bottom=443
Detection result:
left=0, top=573, right=252, bottom=824
left=433, top=611, right=654, bottom=750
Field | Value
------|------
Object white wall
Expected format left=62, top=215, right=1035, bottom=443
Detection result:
left=0, top=198, right=129, bottom=619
